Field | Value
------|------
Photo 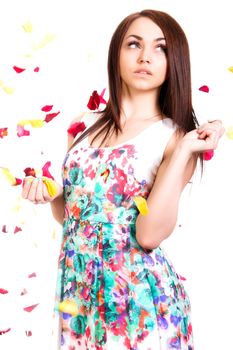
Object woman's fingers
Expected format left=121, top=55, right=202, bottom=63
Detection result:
left=22, top=176, right=34, bottom=199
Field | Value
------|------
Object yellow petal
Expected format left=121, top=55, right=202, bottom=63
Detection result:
left=18, top=119, right=30, bottom=126
left=133, top=196, right=149, bottom=215
left=22, top=21, right=33, bottom=33
left=32, top=33, right=56, bottom=51
left=1, top=167, right=16, bottom=185
left=58, top=300, right=78, bottom=316
left=42, top=177, right=57, bottom=197
left=228, top=66, right=233, bottom=73
left=226, top=126, right=233, bottom=140
left=29, top=119, right=44, bottom=128
left=2, top=85, right=15, bottom=94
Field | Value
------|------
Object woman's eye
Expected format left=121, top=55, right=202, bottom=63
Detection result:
left=156, top=44, right=167, bottom=53
left=128, top=41, right=140, bottom=49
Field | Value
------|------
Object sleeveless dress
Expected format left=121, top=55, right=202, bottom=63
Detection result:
left=56, top=113, right=194, bottom=350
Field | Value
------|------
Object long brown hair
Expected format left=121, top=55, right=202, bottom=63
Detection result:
left=71, top=9, right=199, bottom=150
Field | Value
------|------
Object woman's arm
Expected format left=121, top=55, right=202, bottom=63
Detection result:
left=22, top=114, right=85, bottom=225
left=136, top=121, right=225, bottom=250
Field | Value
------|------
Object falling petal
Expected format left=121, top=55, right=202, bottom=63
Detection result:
left=41, top=105, right=53, bottom=112
left=0, top=328, right=11, bottom=335
left=87, top=90, right=100, bottom=110
left=13, top=66, right=26, bottom=73
left=226, top=126, right=233, bottom=139
left=133, top=196, right=149, bottom=215
left=1, top=167, right=19, bottom=185
left=43, top=177, right=57, bottom=197
left=0, top=127, right=8, bottom=138
left=2, top=225, right=8, bottom=233
left=28, top=272, right=37, bottom=278
left=34, top=66, right=40, bottom=72
left=14, top=226, right=22, bottom=234
left=199, top=85, right=209, bottom=93
left=44, top=111, right=60, bottom=123
left=17, top=124, right=30, bottom=137
left=67, top=121, right=86, bottom=138
left=203, top=150, right=214, bottom=160
left=99, top=88, right=107, bottom=104
left=23, top=303, right=39, bottom=312
left=24, top=167, right=36, bottom=177
left=228, top=66, right=233, bottom=73
left=0, top=288, right=8, bottom=294
left=20, top=288, right=28, bottom=296
left=1, top=84, right=15, bottom=94
left=42, top=161, right=54, bottom=180
left=25, top=330, right=32, bottom=337
left=58, top=300, right=79, bottom=316
left=32, top=33, right=56, bottom=51
left=22, top=21, right=33, bottom=33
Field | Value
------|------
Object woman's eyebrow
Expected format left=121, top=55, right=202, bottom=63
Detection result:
left=126, top=34, right=166, bottom=42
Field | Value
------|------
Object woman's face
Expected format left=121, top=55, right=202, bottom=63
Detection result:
left=119, top=17, right=167, bottom=94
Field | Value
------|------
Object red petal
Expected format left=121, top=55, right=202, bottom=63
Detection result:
left=87, top=90, right=100, bottom=110
left=34, top=67, right=40, bottom=72
left=42, top=161, right=54, bottom=180
left=199, top=85, right=209, bottom=93
left=17, top=125, right=30, bottom=137
left=41, top=105, right=53, bottom=112
left=0, top=127, right=8, bottom=138
left=24, top=167, right=36, bottom=177
left=44, top=111, right=60, bottom=123
left=0, top=288, right=8, bottom=294
left=28, top=272, right=37, bottom=278
left=23, top=303, right=39, bottom=312
left=67, top=121, right=86, bottom=138
left=13, top=66, right=26, bottom=73
left=14, top=226, right=22, bottom=234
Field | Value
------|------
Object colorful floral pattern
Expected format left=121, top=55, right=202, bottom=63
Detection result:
left=56, top=127, right=194, bottom=349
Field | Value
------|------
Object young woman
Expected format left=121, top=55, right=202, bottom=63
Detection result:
left=22, top=9, right=224, bottom=350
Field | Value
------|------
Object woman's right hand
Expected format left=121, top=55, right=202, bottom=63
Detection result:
left=22, top=176, right=63, bottom=204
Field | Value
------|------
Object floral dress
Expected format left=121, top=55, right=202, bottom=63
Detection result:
left=56, top=114, right=194, bottom=350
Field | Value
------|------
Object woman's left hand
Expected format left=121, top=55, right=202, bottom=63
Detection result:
left=181, top=120, right=225, bottom=154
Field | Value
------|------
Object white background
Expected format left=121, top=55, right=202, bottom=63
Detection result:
left=0, top=0, right=233, bottom=349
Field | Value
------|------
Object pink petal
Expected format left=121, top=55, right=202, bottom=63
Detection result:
left=41, top=105, right=53, bottom=112
left=42, top=161, right=54, bottom=180
left=203, top=150, right=214, bottom=160
left=0, top=328, right=11, bottom=335
left=20, top=288, right=28, bottom=296
left=14, top=226, right=22, bottom=234
left=14, top=178, right=22, bottom=186
left=199, top=85, right=209, bottom=93
left=25, top=330, right=32, bottom=337
left=0, top=288, right=8, bottom=294
left=2, top=225, right=8, bottom=233
left=17, top=125, right=30, bottom=137
left=44, top=111, right=60, bottom=123
left=28, top=272, right=37, bottom=278
left=13, top=66, right=26, bottom=73
left=34, top=67, right=40, bottom=72
left=23, top=303, right=39, bottom=312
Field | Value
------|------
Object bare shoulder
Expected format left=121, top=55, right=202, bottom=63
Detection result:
left=158, top=129, right=198, bottom=187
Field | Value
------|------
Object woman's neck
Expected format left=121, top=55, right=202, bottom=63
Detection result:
left=121, top=90, right=161, bottom=121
